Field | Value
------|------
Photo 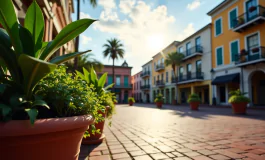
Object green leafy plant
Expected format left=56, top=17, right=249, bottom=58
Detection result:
left=154, top=94, right=164, bottom=103
left=0, top=0, right=95, bottom=124
left=128, top=97, right=135, bottom=103
left=187, top=93, right=201, bottom=103
left=228, top=89, right=250, bottom=103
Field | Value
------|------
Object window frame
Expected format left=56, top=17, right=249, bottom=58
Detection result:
left=214, top=17, right=223, bottom=37
left=228, top=7, right=238, bottom=30
left=229, top=39, right=240, bottom=63
left=215, top=46, right=224, bottom=66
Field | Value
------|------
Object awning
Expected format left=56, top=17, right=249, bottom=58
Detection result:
left=212, top=73, right=240, bottom=85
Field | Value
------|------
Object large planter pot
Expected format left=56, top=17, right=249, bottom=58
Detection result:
left=82, top=107, right=109, bottom=145
left=156, top=102, right=163, bottom=108
left=129, top=101, right=134, bottom=106
left=231, top=102, right=247, bottom=114
left=0, top=115, right=93, bottom=160
left=189, top=102, right=200, bottom=110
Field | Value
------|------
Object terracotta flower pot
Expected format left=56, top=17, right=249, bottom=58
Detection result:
left=231, top=102, right=247, bottom=114
left=82, top=107, right=109, bottom=145
left=189, top=101, right=200, bottom=110
left=129, top=101, right=133, bottom=106
left=156, top=102, right=162, bottom=108
left=0, top=115, right=93, bottom=160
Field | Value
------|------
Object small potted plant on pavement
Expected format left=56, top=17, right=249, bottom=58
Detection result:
left=154, top=94, right=164, bottom=108
left=187, top=93, right=201, bottom=110
left=0, top=0, right=97, bottom=159
left=228, top=89, right=250, bottom=114
left=128, top=97, right=135, bottom=106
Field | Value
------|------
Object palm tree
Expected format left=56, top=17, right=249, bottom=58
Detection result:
left=165, top=51, right=184, bottom=78
left=74, top=0, right=97, bottom=69
left=66, top=53, right=103, bottom=72
left=102, top=38, right=125, bottom=89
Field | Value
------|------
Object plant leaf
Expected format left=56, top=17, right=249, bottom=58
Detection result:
left=0, top=28, right=12, bottom=48
left=24, top=0, right=44, bottom=53
left=104, top=83, right=114, bottom=90
left=0, top=104, right=11, bottom=116
left=50, top=49, right=91, bottom=64
left=25, top=108, right=38, bottom=125
left=40, top=19, right=96, bottom=60
left=89, top=66, right=97, bottom=83
left=75, top=70, right=86, bottom=80
left=82, top=67, right=90, bottom=82
left=0, top=0, right=22, bottom=55
left=0, top=44, right=21, bottom=83
left=36, top=41, right=50, bottom=58
left=18, top=54, right=57, bottom=98
left=32, top=100, right=50, bottom=109
left=19, top=25, right=34, bottom=56
left=98, top=73, right=107, bottom=88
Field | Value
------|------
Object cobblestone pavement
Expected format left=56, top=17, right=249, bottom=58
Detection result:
left=79, top=104, right=265, bottom=160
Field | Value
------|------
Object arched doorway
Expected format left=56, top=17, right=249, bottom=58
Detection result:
left=250, top=71, right=265, bottom=105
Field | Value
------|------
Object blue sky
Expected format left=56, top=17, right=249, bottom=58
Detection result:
left=71, top=0, right=223, bottom=74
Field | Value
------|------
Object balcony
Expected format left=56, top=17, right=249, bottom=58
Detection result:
left=235, top=46, right=265, bottom=67
left=177, top=72, right=204, bottom=84
left=140, top=84, right=151, bottom=90
left=155, top=64, right=165, bottom=72
left=181, top=46, right=203, bottom=61
left=140, top=71, right=150, bottom=78
left=171, top=77, right=178, bottom=84
left=232, top=5, right=265, bottom=33
left=156, top=80, right=165, bottom=87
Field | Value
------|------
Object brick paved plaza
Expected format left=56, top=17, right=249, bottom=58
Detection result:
left=79, top=104, right=265, bottom=160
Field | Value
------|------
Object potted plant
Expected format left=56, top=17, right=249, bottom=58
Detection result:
left=249, top=6, right=257, bottom=12
left=228, top=90, right=250, bottom=114
left=0, top=1, right=97, bottom=159
left=252, top=47, right=260, bottom=53
left=128, top=97, right=135, bottom=106
left=154, top=94, right=164, bottom=108
left=238, top=17, right=245, bottom=26
left=75, top=67, right=116, bottom=144
left=187, top=93, right=201, bottom=110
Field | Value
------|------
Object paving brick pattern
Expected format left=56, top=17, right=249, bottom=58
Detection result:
left=79, top=104, right=265, bottom=160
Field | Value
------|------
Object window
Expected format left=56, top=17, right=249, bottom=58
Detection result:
left=196, top=60, right=202, bottom=73
left=116, top=76, right=121, bottom=86
left=157, top=75, right=159, bottom=81
left=124, top=76, right=129, bottom=87
left=216, top=47, right=223, bottom=66
left=247, top=33, right=259, bottom=49
left=161, top=73, right=164, bottom=81
left=179, top=47, right=183, bottom=53
left=229, top=8, right=237, bottom=29
left=246, top=0, right=258, bottom=21
left=166, top=72, right=168, bottom=82
left=186, top=42, right=191, bottom=55
left=230, top=40, right=239, bottom=62
left=154, top=62, right=156, bottom=68
left=195, top=37, right=201, bottom=52
left=154, top=77, right=156, bottom=84
left=187, top=64, right=192, bottom=79
left=108, top=76, right=113, bottom=85
left=215, top=17, right=222, bottom=36
left=179, top=67, right=183, bottom=77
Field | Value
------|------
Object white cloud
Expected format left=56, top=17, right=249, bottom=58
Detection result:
left=176, top=23, right=195, bottom=40
left=80, top=12, right=91, bottom=19
left=98, top=0, right=116, bottom=11
left=187, top=0, right=201, bottom=10
left=119, top=0, right=136, bottom=14
left=81, top=35, right=92, bottom=45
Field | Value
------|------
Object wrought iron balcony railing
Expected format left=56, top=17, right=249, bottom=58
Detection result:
left=155, top=64, right=165, bottom=71
left=178, top=72, right=204, bottom=83
left=140, top=84, right=151, bottom=90
left=171, top=77, right=178, bottom=83
left=181, top=45, right=203, bottom=60
left=156, top=80, right=165, bottom=86
left=140, top=71, right=150, bottom=77
left=235, top=46, right=265, bottom=66
left=232, top=5, right=265, bottom=32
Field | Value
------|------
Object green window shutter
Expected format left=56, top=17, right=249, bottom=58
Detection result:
left=215, top=19, right=222, bottom=36
left=124, top=76, right=128, bottom=87
left=231, top=41, right=238, bottom=62
left=217, top=48, right=223, bottom=65
left=108, top=76, right=113, bottom=85
left=230, top=9, right=237, bottom=28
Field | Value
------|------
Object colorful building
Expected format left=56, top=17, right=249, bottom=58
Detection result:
left=208, top=0, right=265, bottom=106
left=140, top=60, right=153, bottom=103
left=176, top=24, right=213, bottom=105
left=132, top=71, right=143, bottom=102
left=13, top=0, right=75, bottom=56
left=152, top=41, right=180, bottom=104
left=97, top=61, right=133, bottom=104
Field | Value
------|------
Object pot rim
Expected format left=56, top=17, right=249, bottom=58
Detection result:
left=0, top=114, right=93, bottom=137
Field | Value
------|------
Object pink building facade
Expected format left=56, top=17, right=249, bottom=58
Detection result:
left=132, top=71, right=143, bottom=102
left=97, top=61, right=133, bottom=103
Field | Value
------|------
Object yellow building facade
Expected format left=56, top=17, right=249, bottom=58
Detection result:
left=208, top=0, right=265, bottom=105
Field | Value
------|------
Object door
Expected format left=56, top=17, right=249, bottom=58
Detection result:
left=124, top=91, right=128, bottom=103
left=219, top=86, right=226, bottom=103
left=181, top=91, right=186, bottom=103
left=258, top=80, right=265, bottom=105
left=247, top=33, right=259, bottom=61
left=246, top=0, right=258, bottom=21
left=204, top=89, right=209, bottom=104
